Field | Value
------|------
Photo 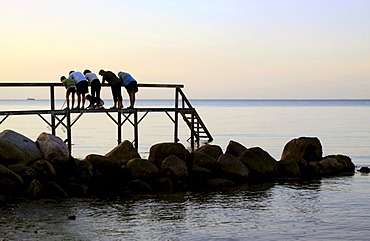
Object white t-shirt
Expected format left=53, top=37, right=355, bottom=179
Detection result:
left=85, top=73, right=99, bottom=83
left=68, top=71, right=87, bottom=84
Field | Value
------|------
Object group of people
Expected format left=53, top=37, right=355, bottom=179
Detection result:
left=60, top=69, right=138, bottom=110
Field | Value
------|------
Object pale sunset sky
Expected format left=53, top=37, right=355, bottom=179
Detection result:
left=0, top=0, right=369, bottom=99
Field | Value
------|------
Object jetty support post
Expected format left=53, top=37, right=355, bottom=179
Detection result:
left=190, top=108, right=195, bottom=151
left=66, top=109, right=72, bottom=155
left=50, top=85, right=56, bottom=135
left=117, top=111, right=122, bottom=144
left=174, top=87, right=179, bottom=143
left=134, top=110, right=138, bottom=150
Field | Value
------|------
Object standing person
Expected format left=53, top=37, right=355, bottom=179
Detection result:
left=83, top=69, right=102, bottom=108
left=118, top=71, right=139, bottom=109
left=60, top=76, right=76, bottom=110
left=68, top=70, right=89, bottom=109
left=99, top=69, right=123, bottom=109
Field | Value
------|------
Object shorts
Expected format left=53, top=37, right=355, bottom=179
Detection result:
left=125, top=81, right=138, bottom=93
left=66, top=86, right=76, bottom=94
left=76, top=81, right=88, bottom=94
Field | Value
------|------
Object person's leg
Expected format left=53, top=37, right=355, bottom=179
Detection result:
left=81, top=94, right=86, bottom=109
left=71, top=92, right=75, bottom=109
left=96, top=83, right=101, bottom=106
left=66, top=92, right=70, bottom=109
left=111, top=86, right=117, bottom=108
left=129, top=92, right=135, bottom=108
left=77, top=94, right=81, bottom=109
left=117, top=93, right=123, bottom=109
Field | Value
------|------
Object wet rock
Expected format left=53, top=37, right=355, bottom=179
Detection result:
left=160, top=155, right=188, bottom=179
left=85, top=154, right=122, bottom=179
left=319, top=155, right=355, bottom=176
left=359, top=166, right=370, bottom=173
left=155, top=177, right=174, bottom=192
left=30, top=159, right=57, bottom=183
left=72, top=159, right=93, bottom=184
left=85, top=154, right=126, bottom=193
left=188, top=167, right=213, bottom=185
left=218, top=154, right=249, bottom=182
left=225, top=140, right=248, bottom=158
left=192, top=152, right=220, bottom=173
left=27, top=179, right=43, bottom=199
left=206, top=178, right=234, bottom=188
left=126, top=158, right=159, bottom=180
left=307, top=161, right=323, bottom=178
left=36, top=132, right=69, bottom=163
left=277, top=159, right=301, bottom=178
left=63, top=183, right=89, bottom=197
left=148, top=142, right=188, bottom=167
left=0, top=129, right=42, bottom=166
left=105, top=140, right=141, bottom=164
left=238, top=147, right=278, bottom=182
left=0, top=164, right=23, bottom=195
left=127, top=179, right=153, bottom=193
left=7, top=163, right=37, bottom=185
left=281, top=137, right=323, bottom=162
left=196, top=144, right=223, bottom=160
left=45, top=181, right=68, bottom=198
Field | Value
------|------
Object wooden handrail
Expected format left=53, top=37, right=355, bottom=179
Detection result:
left=0, top=83, right=184, bottom=88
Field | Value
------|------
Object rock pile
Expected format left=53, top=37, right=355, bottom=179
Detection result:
left=0, top=130, right=356, bottom=204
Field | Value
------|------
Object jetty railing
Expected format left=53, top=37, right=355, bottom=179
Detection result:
left=0, top=82, right=213, bottom=154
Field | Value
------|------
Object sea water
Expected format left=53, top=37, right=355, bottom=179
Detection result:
left=0, top=99, right=370, bottom=240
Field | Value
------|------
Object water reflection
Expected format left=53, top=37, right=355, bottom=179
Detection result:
left=2, top=175, right=370, bottom=240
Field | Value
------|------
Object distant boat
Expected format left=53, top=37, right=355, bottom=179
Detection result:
left=27, top=97, right=35, bottom=100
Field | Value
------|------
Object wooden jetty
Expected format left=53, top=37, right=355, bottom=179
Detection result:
left=0, top=83, right=213, bottom=155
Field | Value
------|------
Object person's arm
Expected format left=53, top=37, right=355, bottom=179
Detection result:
left=101, top=75, right=106, bottom=85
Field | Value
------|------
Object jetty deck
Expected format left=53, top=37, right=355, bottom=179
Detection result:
left=0, top=83, right=213, bottom=154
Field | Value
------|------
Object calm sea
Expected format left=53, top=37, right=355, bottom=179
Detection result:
left=1, top=99, right=370, bottom=240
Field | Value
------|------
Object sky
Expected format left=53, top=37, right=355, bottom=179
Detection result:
left=0, top=0, right=369, bottom=99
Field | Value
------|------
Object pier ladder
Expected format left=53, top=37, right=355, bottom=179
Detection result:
left=176, top=88, right=213, bottom=147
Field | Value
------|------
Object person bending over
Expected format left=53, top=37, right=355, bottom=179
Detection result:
left=99, top=69, right=123, bottom=109
left=68, top=70, right=89, bottom=109
left=118, top=71, right=139, bottom=109
left=60, top=76, right=76, bottom=110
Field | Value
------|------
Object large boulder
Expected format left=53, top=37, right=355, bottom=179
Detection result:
left=72, top=159, right=93, bottom=184
left=160, top=155, right=188, bottom=179
left=27, top=179, right=43, bottom=199
left=192, top=152, right=220, bottom=173
left=30, top=159, right=57, bottom=183
left=218, top=154, right=249, bottom=182
left=126, top=158, right=159, bottom=180
left=45, top=181, right=68, bottom=198
left=148, top=143, right=188, bottom=167
left=7, top=163, right=37, bottom=185
left=319, top=155, right=355, bottom=176
left=281, top=137, right=323, bottom=162
left=225, top=140, right=248, bottom=157
left=238, top=147, right=278, bottom=182
left=0, top=164, right=23, bottom=195
left=277, top=159, right=301, bottom=178
left=85, top=154, right=122, bottom=179
left=85, top=154, right=126, bottom=193
left=105, top=140, right=141, bottom=164
left=36, top=132, right=69, bottom=163
left=195, top=144, right=223, bottom=160
left=127, top=179, right=153, bottom=193
left=0, top=130, right=42, bottom=166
